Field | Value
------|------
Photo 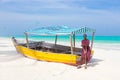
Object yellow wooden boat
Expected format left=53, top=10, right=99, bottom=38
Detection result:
left=11, top=27, right=95, bottom=66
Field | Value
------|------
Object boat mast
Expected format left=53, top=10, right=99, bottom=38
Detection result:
left=24, top=32, right=29, bottom=48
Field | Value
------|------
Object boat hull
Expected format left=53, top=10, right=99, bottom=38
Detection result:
left=16, top=45, right=80, bottom=65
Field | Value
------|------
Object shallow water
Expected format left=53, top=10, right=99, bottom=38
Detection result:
left=1, top=36, right=120, bottom=50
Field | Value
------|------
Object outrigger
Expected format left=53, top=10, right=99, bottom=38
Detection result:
left=11, top=26, right=95, bottom=66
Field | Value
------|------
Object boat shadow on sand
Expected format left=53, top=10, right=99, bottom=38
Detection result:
left=87, top=58, right=103, bottom=67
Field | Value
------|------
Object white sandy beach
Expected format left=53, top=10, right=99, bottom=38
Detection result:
left=0, top=38, right=120, bottom=80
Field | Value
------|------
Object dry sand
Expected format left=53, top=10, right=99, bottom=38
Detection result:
left=0, top=38, right=120, bottom=80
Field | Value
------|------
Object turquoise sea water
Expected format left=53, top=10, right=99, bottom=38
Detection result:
left=1, top=35, right=120, bottom=50
left=13, top=35, right=120, bottom=44
left=1, top=35, right=120, bottom=43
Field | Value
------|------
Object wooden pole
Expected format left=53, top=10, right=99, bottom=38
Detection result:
left=54, top=35, right=58, bottom=52
left=24, top=32, right=29, bottom=48
left=91, top=32, right=95, bottom=50
left=70, top=33, right=74, bottom=54
left=73, top=33, right=75, bottom=48
left=55, top=35, right=58, bottom=45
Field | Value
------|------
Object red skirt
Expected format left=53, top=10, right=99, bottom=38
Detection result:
left=81, top=50, right=91, bottom=61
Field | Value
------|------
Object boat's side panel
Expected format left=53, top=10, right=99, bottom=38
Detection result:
left=16, top=45, right=80, bottom=65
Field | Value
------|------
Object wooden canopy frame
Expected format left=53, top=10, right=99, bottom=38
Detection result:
left=24, top=27, right=96, bottom=55
left=70, top=27, right=96, bottom=54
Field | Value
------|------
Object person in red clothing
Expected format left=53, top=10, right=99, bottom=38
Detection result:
left=77, top=34, right=91, bottom=68
left=81, top=34, right=91, bottom=62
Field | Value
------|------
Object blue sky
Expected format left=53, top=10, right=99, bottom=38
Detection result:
left=0, top=0, right=120, bottom=36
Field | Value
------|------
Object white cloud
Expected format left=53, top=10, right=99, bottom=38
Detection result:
left=0, top=0, right=120, bottom=26
left=0, top=0, right=120, bottom=36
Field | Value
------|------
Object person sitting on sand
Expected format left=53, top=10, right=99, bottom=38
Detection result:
left=77, top=34, right=91, bottom=68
